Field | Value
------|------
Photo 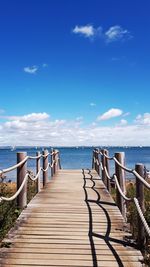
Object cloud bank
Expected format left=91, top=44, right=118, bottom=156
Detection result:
left=0, top=112, right=150, bottom=146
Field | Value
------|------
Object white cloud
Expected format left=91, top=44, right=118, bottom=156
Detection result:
left=97, top=108, right=123, bottom=121
left=72, top=24, right=132, bottom=43
left=72, top=25, right=95, bottom=38
left=105, top=25, right=131, bottom=43
left=0, top=112, right=150, bottom=146
left=90, top=103, right=96, bottom=107
left=0, top=112, right=49, bottom=122
left=24, top=66, right=38, bottom=74
left=135, top=113, right=150, bottom=125
left=21, top=112, right=49, bottom=122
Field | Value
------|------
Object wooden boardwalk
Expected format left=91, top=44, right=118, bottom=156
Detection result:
left=0, top=169, right=143, bottom=267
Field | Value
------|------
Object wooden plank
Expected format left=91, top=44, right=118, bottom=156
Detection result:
left=0, top=169, right=143, bottom=267
left=1, top=247, right=141, bottom=256
left=0, top=252, right=143, bottom=261
left=0, top=258, right=143, bottom=267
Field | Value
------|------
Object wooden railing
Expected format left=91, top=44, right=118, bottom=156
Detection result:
left=0, top=149, right=61, bottom=209
left=92, top=148, right=150, bottom=247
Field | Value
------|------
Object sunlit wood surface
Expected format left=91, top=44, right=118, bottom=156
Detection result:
left=0, top=169, right=143, bottom=267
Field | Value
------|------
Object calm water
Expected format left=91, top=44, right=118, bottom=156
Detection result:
left=0, top=146, right=150, bottom=181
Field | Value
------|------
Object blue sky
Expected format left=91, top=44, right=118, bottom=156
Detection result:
left=0, top=0, right=150, bottom=146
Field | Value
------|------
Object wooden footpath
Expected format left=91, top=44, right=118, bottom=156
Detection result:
left=0, top=169, right=143, bottom=267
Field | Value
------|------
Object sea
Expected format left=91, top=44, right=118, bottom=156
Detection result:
left=0, top=146, right=150, bottom=182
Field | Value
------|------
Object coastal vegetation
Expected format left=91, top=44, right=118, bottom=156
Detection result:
left=0, top=175, right=37, bottom=243
left=112, top=181, right=150, bottom=265
left=126, top=182, right=150, bottom=265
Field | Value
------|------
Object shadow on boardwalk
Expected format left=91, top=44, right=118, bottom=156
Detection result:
left=82, top=169, right=138, bottom=267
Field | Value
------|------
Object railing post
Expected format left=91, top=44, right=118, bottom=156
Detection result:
left=101, top=149, right=107, bottom=187
left=95, top=149, right=100, bottom=175
left=55, top=150, right=58, bottom=172
left=51, top=148, right=54, bottom=177
left=36, top=151, right=41, bottom=192
left=105, top=149, right=111, bottom=192
left=53, top=149, right=56, bottom=175
left=92, top=150, right=95, bottom=169
left=17, top=152, right=27, bottom=209
left=115, top=152, right=126, bottom=220
left=43, top=149, right=49, bottom=187
left=58, top=151, right=61, bottom=170
left=93, top=150, right=96, bottom=171
left=135, top=163, right=145, bottom=247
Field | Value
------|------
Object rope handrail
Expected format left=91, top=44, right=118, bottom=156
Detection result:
left=134, top=197, right=150, bottom=237
left=0, top=148, right=61, bottom=205
left=28, top=168, right=42, bottom=181
left=28, top=154, right=42, bottom=160
left=132, top=170, right=150, bottom=189
left=0, top=156, right=29, bottom=175
left=93, top=150, right=150, bottom=189
left=0, top=173, right=29, bottom=203
left=104, top=166, right=111, bottom=180
left=113, top=156, right=133, bottom=173
left=104, top=168, right=150, bottom=237
left=113, top=174, right=132, bottom=201
left=0, top=150, right=60, bottom=177
left=0, top=154, right=60, bottom=202
left=100, top=151, right=114, bottom=160
left=113, top=175, right=150, bottom=236
left=41, top=163, right=50, bottom=172
left=93, top=148, right=150, bottom=239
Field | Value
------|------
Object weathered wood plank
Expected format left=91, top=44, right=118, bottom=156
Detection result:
left=0, top=169, right=143, bottom=267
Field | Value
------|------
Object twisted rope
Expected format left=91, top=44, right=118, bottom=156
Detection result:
left=28, top=154, right=42, bottom=160
left=0, top=150, right=61, bottom=203
left=28, top=168, right=42, bottom=181
left=113, top=174, right=131, bottom=201
left=93, top=148, right=150, bottom=237
left=0, top=173, right=28, bottom=203
left=0, top=150, right=60, bottom=177
left=134, top=198, right=150, bottom=237
left=0, top=156, right=29, bottom=175
left=93, top=149, right=150, bottom=188
left=104, top=166, right=111, bottom=180
left=41, top=163, right=50, bottom=172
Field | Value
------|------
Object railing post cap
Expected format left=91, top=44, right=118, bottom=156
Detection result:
left=115, top=152, right=125, bottom=155
left=17, top=152, right=27, bottom=158
left=135, top=163, right=144, bottom=166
